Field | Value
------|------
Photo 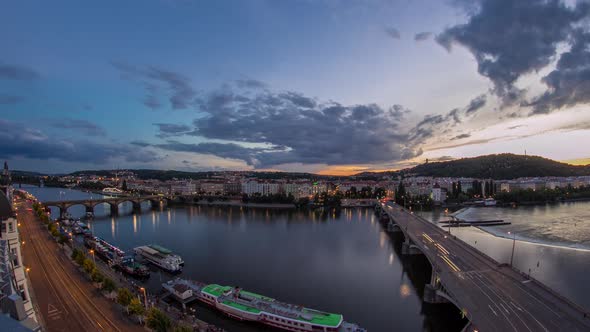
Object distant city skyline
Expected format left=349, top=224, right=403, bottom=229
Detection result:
left=1, top=0, right=589, bottom=175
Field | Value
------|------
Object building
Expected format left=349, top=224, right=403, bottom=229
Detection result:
left=431, top=183, right=446, bottom=203
left=0, top=191, right=39, bottom=331
left=241, top=181, right=280, bottom=196
left=199, top=181, right=225, bottom=195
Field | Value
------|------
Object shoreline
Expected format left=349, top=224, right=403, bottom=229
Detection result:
left=473, top=225, right=590, bottom=252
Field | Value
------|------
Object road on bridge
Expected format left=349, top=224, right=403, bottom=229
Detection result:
left=383, top=202, right=590, bottom=332
left=16, top=197, right=144, bottom=332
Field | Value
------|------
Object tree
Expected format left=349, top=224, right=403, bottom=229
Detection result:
left=395, top=181, right=406, bottom=205
left=102, top=278, right=116, bottom=293
left=128, top=298, right=145, bottom=317
left=146, top=307, right=171, bottom=332
left=117, top=287, right=133, bottom=307
left=122, top=180, right=128, bottom=191
left=91, top=269, right=104, bottom=283
left=172, top=324, right=193, bottom=332
left=75, top=252, right=86, bottom=265
left=83, top=258, right=95, bottom=274
left=71, top=248, right=82, bottom=261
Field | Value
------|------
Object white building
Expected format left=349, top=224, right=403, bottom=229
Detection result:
left=241, top=181, right=280, bottom=196
left=0, top=191, right=39, bottom=331
left=431, top=184, right=446, bottom=203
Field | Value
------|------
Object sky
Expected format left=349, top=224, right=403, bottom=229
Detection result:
left=1, top=0, right=590, bottom=174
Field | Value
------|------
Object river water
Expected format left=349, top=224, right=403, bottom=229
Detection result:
left=22, top=186, right=590, bottom=331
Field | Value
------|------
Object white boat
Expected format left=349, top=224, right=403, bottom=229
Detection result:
left=101, top=187, right=125, bottom=197
left=134, top=244, right=183, bottom=273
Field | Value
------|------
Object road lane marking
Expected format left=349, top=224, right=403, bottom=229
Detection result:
left=500, top=303, right=510, bottom=314
left=472, top=272, right=534, bottom=332
left=488, top=304, right=499, bottom=316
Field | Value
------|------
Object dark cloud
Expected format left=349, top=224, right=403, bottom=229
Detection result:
left=153, top=141, right=267, bottom=165
left=52, top=119, right=107, bottom=137
left=111, top=61, right=196, bottom=110
left=385, top=27, right=401, bottom=39
left=235, top=79, right=266, bottom=89
left=437, top=0, right=590, bottom=103
left=465, top=94, right=487, bottom=114
left=414, top=32, right=433, bottom=41
left=151, top=87, right=423, bottom=167
left=409, top=108, right=463, bottom=142
left=0, top=119, right=156, bottom=164
left=153, top=123, right=192, bottom=138
left=527, top=30, right=590, bottom=114
left=451, top=133, right=471, bottom=140
left=0, top=62, right=40, bottom=80
left=0, top=94, right=24, bottom=105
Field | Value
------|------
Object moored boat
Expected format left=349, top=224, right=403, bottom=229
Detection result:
left=162, top=279, right=366, bottom=332
left=84, top=236, right=125, bottom=264
left=115, top=255, right=150, bottom=278
left=134, top=244, right=183, bottom=273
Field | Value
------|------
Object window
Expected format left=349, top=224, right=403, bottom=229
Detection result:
left=19, top=284, right=27, bottom=301
left=8, top=222, right=13, bottom=232
left=11, top=248, right=19, bottom=266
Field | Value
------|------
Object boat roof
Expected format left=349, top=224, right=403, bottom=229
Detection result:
left=149, top=244, right=172, bottom=254
left=201, top=284, right=343, bottom=327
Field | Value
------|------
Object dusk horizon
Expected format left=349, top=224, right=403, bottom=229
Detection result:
left=8, top=152, right=590, bottom=177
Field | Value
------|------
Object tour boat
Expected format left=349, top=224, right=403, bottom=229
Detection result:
left=101, top=187, right=125, bottom=197
left=162, top=279, right=366, bottom=332
left=134, top=244, right=183, bottom=273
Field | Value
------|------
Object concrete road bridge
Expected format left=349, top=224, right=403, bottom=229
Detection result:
left=42, top=194, right=196, bottom=217
left=377, top=202, right=590, bottom=332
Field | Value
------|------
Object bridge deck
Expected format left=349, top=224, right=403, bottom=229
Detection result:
left=42, top=195, right=166, bottom=206
left=383, top=202, right=590, bottom=332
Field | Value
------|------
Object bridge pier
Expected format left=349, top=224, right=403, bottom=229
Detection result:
left=58, top=206, right=67, bottom=219
left=85, top=205, right=94, bottom=214
left=110, top=203, right=119, bottom=215
left=402, top=238, right=423, bottom=255
left=387, top=222, right=403, bottom=233
left=424, top=271, right=450, bottom=304
left=149, top=199, right=161, bottom=209
left=132, top=201, right=142, bottom=212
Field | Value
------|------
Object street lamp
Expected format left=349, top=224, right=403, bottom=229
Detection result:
left=140, top=287, right=148, bottom=309
left=508, top=231, right=516, bottom=267
left=89, top=249, right=96, bottom=264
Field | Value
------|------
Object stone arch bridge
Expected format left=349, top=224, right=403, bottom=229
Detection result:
left=42, top=195, right=196, bottom=218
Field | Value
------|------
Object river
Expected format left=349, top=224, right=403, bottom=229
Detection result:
left=21, top=186, right=590, bottom=331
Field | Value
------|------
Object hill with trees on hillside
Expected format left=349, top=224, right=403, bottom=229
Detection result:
left=358, top=154, right=590, bottom=180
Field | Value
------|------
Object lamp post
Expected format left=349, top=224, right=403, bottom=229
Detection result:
left=89, top=249, right=96, bottom=264
left=140, top=287, right=148, bottom=309
left=508, top=231, right=516, bottom=267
